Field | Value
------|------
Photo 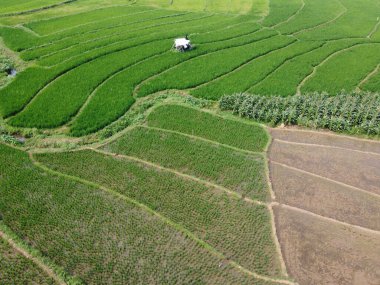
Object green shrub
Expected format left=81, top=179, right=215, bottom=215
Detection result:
left=220, top=92, right=380, bottom=135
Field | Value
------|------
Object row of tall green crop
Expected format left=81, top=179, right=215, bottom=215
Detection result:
left=35, top=14, right=239, bottom=67
left=145, top=104, right=269, bottom=152
left=1, top=23, right=274, bottom=130
left=275, top=0, right=344, bottom=35
left=248, top=39, right=364, bottom=96
left=220, top=92, right=380, bottom=135
left=301, top=43, right=380, bottom=94
left=69, top=29, right=279, bottom=135
left=261, top=0, right=303, bottom=27
left=21, top=10, right=200, bottom=61
left=136, top=35, right=294, bottom=97
left=1, top=143, right=272, bottom=284
left=36, top=149, right=281, bottom=277
left=8, top=40, right=171, bottom=129
left=24, top=5, right=152, bottom=35
left=103, top=126, right=270, bottom=200
left=190, top=40, right=323, bottom=100
left=298, top=0, right=380, bottom=40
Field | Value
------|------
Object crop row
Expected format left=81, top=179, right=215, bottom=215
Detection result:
left=36, top=14, right=235, bottom=66
left=191, top=39, right=323, bottom=99
left=145, top=104, right=269, bottom=152
left=0, top=0, right=62, bottom=15
left=68, top=29, right=276, bottom=135
left=301, top=43, right=380, bottom=94
left=261, top=0, right=303, bottom=27
left=1, top=26, right=274, bottom=126
left=0, top=235, right=57, bottom=284
left=298, top=0, right=380, bottom=40
left=247, top=39, right=364, bottom=96
left=220, top=92, right=380, bottom=135
left=276, top=0, right=344, bottom=35
left=136, top=35, right=294, bottom=97
left=8, top=40, right=171, bottom=128
left=24, top=5, right=153, bottom=35
left=0, top=143, right=276, bottom=284
left=103, top=126, right=270, bottom=200
left=36, top=149, right=281, bottom=276
left=21, top=10, right=194, bottom=60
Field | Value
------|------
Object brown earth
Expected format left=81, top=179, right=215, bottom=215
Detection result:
left=268, top=128, right=380, bottom=285
left=273, top=205, right=380, bottom=285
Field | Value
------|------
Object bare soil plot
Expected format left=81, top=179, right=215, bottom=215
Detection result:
left=270, top=128, right=380, bottom=154
left=270, top=162, right=380, bottom=230
left=269, top=128, right=380, bottom=284
left=269, top=131, right=380, bottom=195
left=273, top=205, right=380, bottom=285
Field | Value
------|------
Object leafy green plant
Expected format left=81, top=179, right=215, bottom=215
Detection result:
left=220, top=92, right=380, bottom=135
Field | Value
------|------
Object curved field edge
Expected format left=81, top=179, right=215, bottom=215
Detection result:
left=0, top=142, right=289, bottom=284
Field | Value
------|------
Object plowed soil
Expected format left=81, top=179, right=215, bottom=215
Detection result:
left=269, top=128, right=380, bottom=285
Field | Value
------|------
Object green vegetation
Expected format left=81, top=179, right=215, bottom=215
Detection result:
left=103, top=126, right=270, bottom=200
left=1, top=0, right=379, bottom=134
left=0, top=235, right=56, bottom=284
left=0, top=143, right=278, bottom=284
left=220, top=92, right=380, bottom=136
left=146, top=104, right=269, bottom=151
left=36, top=149, right=281, bottom=276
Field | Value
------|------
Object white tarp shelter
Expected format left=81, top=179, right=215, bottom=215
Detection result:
left=174, top=38, right=192, bottom=51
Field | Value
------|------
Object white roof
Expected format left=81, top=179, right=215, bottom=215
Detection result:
left=175, top=38, right=190, bottom=47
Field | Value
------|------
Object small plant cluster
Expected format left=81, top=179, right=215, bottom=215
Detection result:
left=220, top=92, right=380, bottom=136
left=0, top=56, right=13, bottom=74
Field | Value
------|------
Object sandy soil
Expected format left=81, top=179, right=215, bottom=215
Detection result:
left=269, top=128, right=380, bottom=285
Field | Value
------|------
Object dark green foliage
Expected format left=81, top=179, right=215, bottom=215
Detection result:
left=220, top=92, right=380, bottom=135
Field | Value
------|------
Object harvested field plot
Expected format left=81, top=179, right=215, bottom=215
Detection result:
left=269, top=128, right=380, bottom=284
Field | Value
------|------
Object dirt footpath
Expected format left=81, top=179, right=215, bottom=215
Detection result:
left=269, top=128, right=380, bottom=285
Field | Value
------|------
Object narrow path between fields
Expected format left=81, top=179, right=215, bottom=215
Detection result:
left=0, top=229, right=66, bottom=285
left=268, top=127, right=380, bottom=285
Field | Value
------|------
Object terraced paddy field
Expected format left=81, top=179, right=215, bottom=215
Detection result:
left=1, top=0, right=380, bottom=284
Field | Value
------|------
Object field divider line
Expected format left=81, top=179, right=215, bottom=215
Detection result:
left=271, top=202, right=380, bottom=236
left=367, top=18, right=380, bottom=39
left=0, top=0, right=77, bottom=18
left=133, top=33, right=279, bottom=97
left=0, top=225, right=67, bottom=285
left=296, top=42, right=369, bottom=94
left=5, top=37, right=175, bottom=120
left=141, top=125, right=263, bottom=156
left=292, top=0, right=347, bottom=36
left=39, top=7, right=157, bottom=37
left=243, top=42, right=325, bottom=93
left=270, top=161, right=380, bottom=200
left=23, top=12, right=207, bottom=54
left=271, top=0, right=305, bottom=29
left=356, top=63, right=380, bottom=91
left=90, top=147, right=267, bottom=207
left=29, top=152, right=294, bottom=285
left=187, top=37, right=297, bottom=93
left=273, top=138, right=380, bottom=157
left=65, top=51, right=169, bottom=127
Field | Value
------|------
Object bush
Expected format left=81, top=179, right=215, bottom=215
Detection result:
left=220, top=92, right=380, bottom=135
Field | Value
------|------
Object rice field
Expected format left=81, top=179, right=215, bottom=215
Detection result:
left=0, top=0, right=379, bottom=134
left=0, top=0, right=379, bottom=284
